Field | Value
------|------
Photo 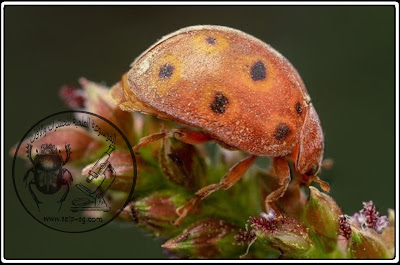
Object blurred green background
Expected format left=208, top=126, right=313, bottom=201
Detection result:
left=4, top=5, right=395, bottom=259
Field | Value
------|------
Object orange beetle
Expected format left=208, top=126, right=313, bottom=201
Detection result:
left=111, top=25, right=329, bottom=225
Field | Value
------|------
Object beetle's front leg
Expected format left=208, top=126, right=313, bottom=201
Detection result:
left=264, top=157, right=291, bottom=214
left=62, top=168, right=73, bottom=185
left=133, top=128, right=213, bottom=152
left=23, top=168, right=34, bottom=187
left=174, top=155, right=257, bottom=226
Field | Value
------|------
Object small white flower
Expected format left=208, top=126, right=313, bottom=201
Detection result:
left=375, top=216, right=390, bottom=234
left=260, top=209, right=276, bottom=221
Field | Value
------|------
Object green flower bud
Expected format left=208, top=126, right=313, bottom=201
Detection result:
left=160, top=137, right=206, bottom=190
left=162, top=219, right=245, bottom=259
left=250, top=210, right=313, bottom=258
left=348, top=225, right=391, bottom=259
left=380, top=226, right=395, bottom=258
left=81, top=150, right=134, bottom=192
left=130, top=191, right=190, bottom=237
left=380, top=209, right=395, bottom=258
left=305, top=186, right=342, bottom=250
left=388, top=208, right=394, bottom=226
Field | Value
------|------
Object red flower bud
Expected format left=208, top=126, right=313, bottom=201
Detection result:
left=338, top=215, right=352, bottom=240
left=11, top=126, right=104, bottom=164
left=79, top=78, right=135, bottom=144
left=59, top=85, right=86, bottom=109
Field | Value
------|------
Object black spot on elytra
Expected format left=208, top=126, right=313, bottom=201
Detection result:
left=250, top=61, right=266, bottom=81
left=210, top=93, right=229, bottom=114
left=159, top=64, right=174, bottom=79
left=206, top=37, right=216, bottom=45
left=274, top=123, right=291, bottom=141
left=295, top=102, right=303, bottom=115
left=168, top=153, right=183, bottom=167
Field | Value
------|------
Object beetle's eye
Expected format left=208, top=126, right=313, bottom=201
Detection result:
left=305, top=165, right=319, bottom=176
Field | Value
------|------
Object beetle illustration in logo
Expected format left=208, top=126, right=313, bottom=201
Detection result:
left=24, top=143, right=73, bottom=211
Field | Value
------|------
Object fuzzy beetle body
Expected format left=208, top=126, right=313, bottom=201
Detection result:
left=112, top=25, right=328, bottom=224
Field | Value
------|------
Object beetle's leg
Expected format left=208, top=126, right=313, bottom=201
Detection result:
left=264, top=157, right=291, bottom=214
left=133, top=128, right=213, bottom=153
left=56, top=168, right=73, bottom=211
left=62, top=168, right=73, bottom=185
left=57, top=179, right=70, bottom=212
left=28, top=180, right=42, bottom=211
left=299, top=172, right=330, bottom=192
left=169, top=129, right=213, bottom=145
left=174, top=155, right=257, bottom=226
left=23, top=168, right=34, bottom=187
left=133, top=132, right=167, bottom=152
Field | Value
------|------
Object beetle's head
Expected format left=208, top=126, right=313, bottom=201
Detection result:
left=39, top=143, right=58, bottom=155
left=295, top=104, right=329, bottom=191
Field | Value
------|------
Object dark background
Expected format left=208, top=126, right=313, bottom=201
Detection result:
left=4, top=5, right=395, bottom=259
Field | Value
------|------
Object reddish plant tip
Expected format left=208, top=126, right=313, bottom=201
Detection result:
left=351, top=201, right=390, bottom=234
left=360, top=201, right=379, bottom=229
left=235, top=227, right=256, bottom=245
left=59, top=85, right=86, bottom=109
left=338, top=215, right=352, bottom=240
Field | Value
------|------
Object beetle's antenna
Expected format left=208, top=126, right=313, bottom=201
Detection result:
left=312, top=175, right=330, bottom=192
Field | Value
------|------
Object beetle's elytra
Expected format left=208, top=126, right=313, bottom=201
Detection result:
left=111, top=25, right=328, bottom=225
